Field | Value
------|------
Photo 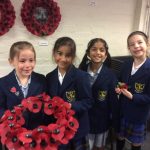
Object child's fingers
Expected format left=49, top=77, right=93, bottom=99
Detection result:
left=115, top=87, right=121, bottom=94
left=121, top=89, right=133, bottom=100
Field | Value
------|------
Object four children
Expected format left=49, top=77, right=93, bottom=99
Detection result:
left=0, top=31, right=150, bottom=150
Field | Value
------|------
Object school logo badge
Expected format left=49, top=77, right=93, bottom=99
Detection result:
left=66, top=90, right=76, bottom=102
left=98, top=91, right=107, bottom=101
left=135, top=83, right=145, bottom=93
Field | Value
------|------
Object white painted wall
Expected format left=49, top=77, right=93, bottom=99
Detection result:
left=0, top=0, right=146, bottom=77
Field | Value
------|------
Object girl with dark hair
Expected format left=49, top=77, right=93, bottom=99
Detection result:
left=79, top=38, right=119, bottom=150
left=79, top=38, right=111, bottom=69
left=46, top=37, right=93, bottom=150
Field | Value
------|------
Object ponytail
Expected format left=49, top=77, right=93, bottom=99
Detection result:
left=103, top=52, right=112, bottom=68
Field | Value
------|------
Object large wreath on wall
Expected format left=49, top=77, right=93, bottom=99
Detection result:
left=21, top=0, right=61, bottom=37
left=0, top=0, right=16, bottom=36
left=0, top=93, right=79, bottom=150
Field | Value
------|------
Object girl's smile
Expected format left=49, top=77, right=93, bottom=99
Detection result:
left=54, top=45, right=74, bottom=75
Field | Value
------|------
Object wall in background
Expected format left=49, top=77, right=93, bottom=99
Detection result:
left=0, top=0, right=146, bottom=76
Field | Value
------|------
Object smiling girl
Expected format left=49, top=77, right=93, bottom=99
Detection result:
left=0, top=41, right=47, bottom=128
left=115, top=31, right=150, bottom=150
left=79, top=38, right=119, bottom=150
left=46, top=37, right=93, bottom=150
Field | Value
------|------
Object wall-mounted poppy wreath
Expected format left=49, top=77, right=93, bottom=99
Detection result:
left=0, top=93, right=79, bottom=150
left=0, top=0, right=16, bottom=36
left=0, top=0, right=61, bottom=37
left=21, top=0, right=61, bottom=36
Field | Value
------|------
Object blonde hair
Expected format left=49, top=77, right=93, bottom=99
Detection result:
left=9, top=41, right=36, bottom=60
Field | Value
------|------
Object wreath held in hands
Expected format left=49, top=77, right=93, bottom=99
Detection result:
left=0, top=93, right=79, bottom=150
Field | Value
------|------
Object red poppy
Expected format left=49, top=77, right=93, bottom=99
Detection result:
left=22, top=96, right=42, bottom=113
left=44, top=96, right=65, bottom=116
left=47, top=138, right=58, bottom=150
left=32, top=128, right=50, bottom=149
left=56, top=118, right=68, bottom=127
left=54, top=101, right=71, bottom=118
left=31, top=126, right=59, bottom=150
left=0, top=107, right=25, bottom=131
left=54, top=107, right=66, bottom=119
left=36, top=92, right=51, bottom=102
left=18, top=130, right=33, bottom=144
left=67, top=116, right=79, bottom=132
left=61, top=129, right=75, bottom=144
left=58, top=117, right=79, bottom=144
left=52, top=96, right=65, bottom=106
left=66, top=109, right=75, bottom=117
left=10, top=87, right=17, bottom=93
left=117, top=82, right=128, bottom=89
left=44, top=101, right=56, bottom=115
left=48, top=124, right=65, bottom=141
left=0, top=109, right=15, bottom=122
left=41, top=93, right=51, bottom=102
left=5, top=128, right=26, bottom=150
left=57, top=117, right=79, bottom=144
left=0, top=124, right=10, bottom=144
left=12, top=106, right=25, bottom=126
left=32, top=126, right=49, bottom=142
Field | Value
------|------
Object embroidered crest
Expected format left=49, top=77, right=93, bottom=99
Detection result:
left=66, top=90, right=76, bottom=102
left=135, top=83, right=145, bottom=93
left=10, top=87, right=19, bottom=96
left=98, top=91, right=107, bottom=101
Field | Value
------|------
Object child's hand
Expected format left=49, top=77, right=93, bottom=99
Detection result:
left=120, top=88, right=133, bottom=100
left=115, top=82, right=128, bottom=94
left=116, top=82, right=133, bottom=100
left=115, top=87, right=121, bottom=94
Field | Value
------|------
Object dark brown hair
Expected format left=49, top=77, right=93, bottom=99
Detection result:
left=52, top=37, right=76, bottom=58
left=79, top=38, right=111, bottom=69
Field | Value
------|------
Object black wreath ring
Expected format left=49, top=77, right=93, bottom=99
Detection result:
left=21, top=0, right=61, bottom=37
left=0, top=0, right=16, bottom=36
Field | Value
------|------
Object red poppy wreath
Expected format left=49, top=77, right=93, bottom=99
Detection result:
left=0, top=0, right=16, bottom=36
left=21, top=0, right=61, bottom=36
left=0, top=93, right=79, bottom=150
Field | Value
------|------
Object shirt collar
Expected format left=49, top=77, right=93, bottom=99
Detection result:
left=87, top=64, right=103, bottom=76
left=15, top=72, right=31, bottom=88
left=58, top=69, right=66, bottom=85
